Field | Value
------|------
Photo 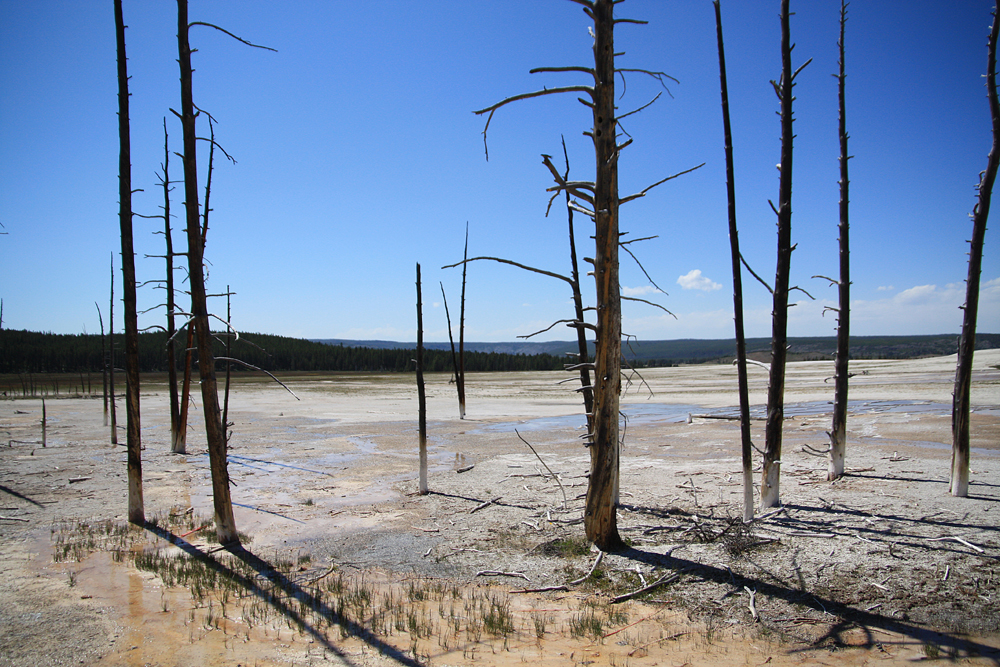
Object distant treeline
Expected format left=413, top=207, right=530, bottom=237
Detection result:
left=0, top=329, right=567, bottom=374
left=2, top=329, right=997, bottom=375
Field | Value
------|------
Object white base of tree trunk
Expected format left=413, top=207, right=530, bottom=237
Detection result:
left=742, top=466, right=754, bottom=522
left=950, top=451, right=969, bottom=497
left=760, top=460, right=780, bottom=509
left=827, top=436, right=845, bottom=481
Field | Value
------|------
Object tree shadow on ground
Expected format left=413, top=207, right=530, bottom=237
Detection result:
left=616, top=543, right=1000, bottom=664
left=143, top=522, right=421, bottom=667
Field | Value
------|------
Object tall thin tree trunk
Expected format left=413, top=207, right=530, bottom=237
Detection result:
left=761, top=0, right=797, bottom=509
left=440, top=282, right=462, bottom=412
left=162, top=119, right=183, bottom=454
left=561, top=138, right=594, bottom=429
left=96, top=302, right=108, bottom=427
left=177, top=0, right=238, bottom=545
left=714, top=0, right=754, bottom=522
left=952, top=7, right=1000, bottom=497
left=829, top=0, right=852, bottom=482
left=109, top=256, right=118, bottom=446
left=115, top=0, right=143, bottom=524
left=416, top=264, right=428, bottom=495
left=584, top=0, right=623, bottom=551
left=458, top=224, right=468, bottom=419
left=223, top=286, right=232, bottom=444
left=176, top=325, right=193, bottom=454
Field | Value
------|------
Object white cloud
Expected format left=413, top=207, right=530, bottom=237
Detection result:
left=677, top=269, right=722, bottom=292
left=877, top=285, right=894, bottom=291
left=622, top=285, right=663, bottom=297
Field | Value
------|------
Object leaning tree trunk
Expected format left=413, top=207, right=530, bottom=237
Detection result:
left=828, top=0, right=852, bottom=482
left=561, top=139, right=595, bottom=429
left=714, top=0, right=754, bottom=522
left=416, top=264, right=428, bottom=495
left=109, top=257, right=118, bottom=446
left=584, top=0, right=623, bottom=551
left=177, top=0, right=239, bottom=545
left=952, top=7, right=1000, bottom=497
left=96, top=302, right=108, bottom=427
left=115, top=0, right=143, bottom=524
left=761, top=0, right=797, bottom=509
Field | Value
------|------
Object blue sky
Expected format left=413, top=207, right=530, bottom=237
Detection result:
left=1, top=1, right=998, bottom=343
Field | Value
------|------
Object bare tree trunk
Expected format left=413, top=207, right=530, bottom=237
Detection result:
left=560, top=139, right=595, bottom=429
left=161, top=119, right=183, bottom=454
left=458, top=224, right=468, bottom=419
left=223, top=286, right=232, bottom=443
left=584, top=0, right=623, bottom=551
left=828, top=0, right=852, bottom=482
left=109, top=257, right=118, bottom=446
left=41, top=398, right=47, bottom=448
left=115, top=0, right=143, bottom=524
left=416, top=264, right=428, bottom=495
left=761, top=0, right=798, bottom=510
left=176, top=324, right=193, bottom=454
left=952, top=7, right=1000, bottom=498
left=177, top=0, right=238, bottom=545
left=440, top=282, right=462, bottom=409
left=96, top=302, right=108, bottom=427
left=714, top=0, right=754, bottom=522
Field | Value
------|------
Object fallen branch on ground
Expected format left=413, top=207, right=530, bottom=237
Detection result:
left=568, top=549, right=603, bottom=585
left=611, top=572, right=680, bottom=604
left=470, top=497, right=501, bottom=514
left=476, top=570, right=529, bottom=581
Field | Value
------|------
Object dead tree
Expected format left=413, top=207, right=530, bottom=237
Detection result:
left=826, top=0, right=852, bottom=482
left=761, top=0, right=810, bottom=509
left=96, top=302, right=108, bottom=427
left=175, top=0, right=274, bottom=543
left=458, top=224, right=468, bottom=419
left=115, top=0, right=143, bottom=524
left=108, top=256, right=118, bottom=446
left=473, top=0, right=695, bottom=549
left=714, top=0, right=754, bottom=522
left=952, top=6, right=1000, bottom=498
left=416, top=264, right=428, bottom=494
left=154, top=119, right=183, bottom=454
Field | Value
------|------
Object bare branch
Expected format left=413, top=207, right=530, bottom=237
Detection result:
left=621, top=163, right=704, bottom=204
left=740, top=252, right=774, bottom=294
left=195, top=137, right=236, bottom=164
left=623, top=295, right=676, bottom=318
left=188, top=22, right=277, bottom=52
left=474, top=85, right=594, bottom=159
left=518, top=319, right=586, bottom=339
left=790, top=286, right=816, bottom=300
left=619, top=242, right=668, bottom=295
left=214, top=356, right=299, bottom=400
left=618, top=92, right=662, bottom=121
left=442, top=256, right=573, bottom=286
left=619, top=235, right=658, bottom=246
left=530, top=65, right=595, bottom=77
left=812, top=274, right=840, bottom=286
left=515, top=429, right=567, bottom=507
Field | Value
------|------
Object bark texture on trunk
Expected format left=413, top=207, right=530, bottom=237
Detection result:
left=584, top=0, right=623, bottom=552
left=713, top=0, right=754, bottom=522
left=416, top=264, right=428, bottom=495
left=177, top=0, right=238, bottom=544
left=952, top=8, right=1000, bottom=497
left=761, top=0, right=795, bottom=510
left=829, top=0, right=851, bottom=482
left=115, top=0, right=144, bottom=524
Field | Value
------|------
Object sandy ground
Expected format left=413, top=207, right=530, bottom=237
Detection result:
left=1, top=351, right=998, bottom=666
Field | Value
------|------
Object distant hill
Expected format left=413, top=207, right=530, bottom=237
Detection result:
left=314, top=334, right=1000, bottom=365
